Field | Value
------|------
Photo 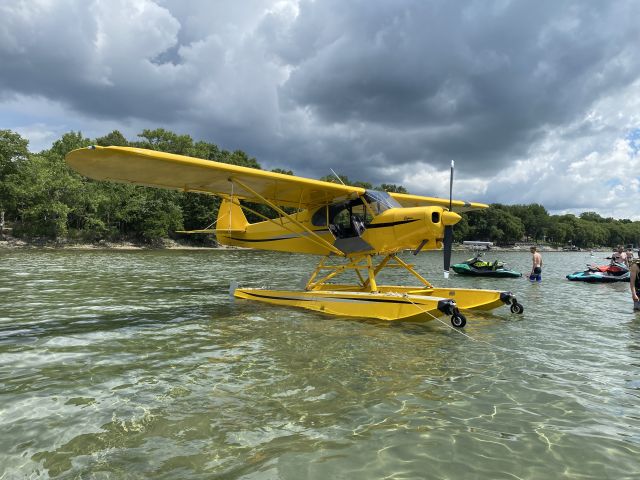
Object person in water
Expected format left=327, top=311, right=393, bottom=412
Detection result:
left=529, top=246, right=542, bottom=282
left=612, top=245, right=628, bottom=266
left=630, top=260, right=640, bottom=311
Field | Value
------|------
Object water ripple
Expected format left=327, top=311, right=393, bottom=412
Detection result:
left=0, top=249, right=639, bottom=478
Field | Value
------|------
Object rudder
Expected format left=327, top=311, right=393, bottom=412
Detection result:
left=216, top=198, right=248, bottom=234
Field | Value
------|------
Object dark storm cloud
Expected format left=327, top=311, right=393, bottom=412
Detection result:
left=264, top=0, right=640, bottom=173
left=2, top=0, right=640, bottom=196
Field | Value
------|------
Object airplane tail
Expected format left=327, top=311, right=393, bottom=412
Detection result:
left=215, top=198, right=249, bottom=234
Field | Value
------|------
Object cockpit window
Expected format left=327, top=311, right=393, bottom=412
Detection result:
left=311, top=205, right=328, bottom=226
left=363, top=190, right=401, bottom=214
left=328, top=199, right=367, bottom=225
left=312, top=199, right=362, bottom=227
left=311, top=190, right=400, bottom=228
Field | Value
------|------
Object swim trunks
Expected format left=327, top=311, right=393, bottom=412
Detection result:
left=529, top=267, right=542, bottom=282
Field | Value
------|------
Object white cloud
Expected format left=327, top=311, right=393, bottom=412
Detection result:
left=12, top=123, right=58, bottom=152
left=0, top=94, right=141, bottom=151
left=476, top=80, right=640, bottom=218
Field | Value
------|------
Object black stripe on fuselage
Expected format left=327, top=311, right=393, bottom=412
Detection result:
left=227, top=229, right=330, bottom=243
left=229, top=237, right=292, bottom=243
left=366, top=219, right=419, bottom=229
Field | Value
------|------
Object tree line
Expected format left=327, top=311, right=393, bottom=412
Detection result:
left=1, top=128, right=639, bottom=248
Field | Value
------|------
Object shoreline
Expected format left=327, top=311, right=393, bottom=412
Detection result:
left=0, top=234, right=609, bottom=253
left=0, top=235, right=231, bottom=251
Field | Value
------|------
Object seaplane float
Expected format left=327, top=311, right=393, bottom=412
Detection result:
left=66, top=147, right=524, bottom=328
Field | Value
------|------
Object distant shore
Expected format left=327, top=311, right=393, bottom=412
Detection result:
left=0, top=234, right=611, bottom=253
left=0, top=234, right=230, bottom=251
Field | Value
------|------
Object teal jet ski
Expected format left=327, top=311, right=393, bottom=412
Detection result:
left=566, top=263, right=630, bottom=283
left=452, top=256, right=522, bottom=278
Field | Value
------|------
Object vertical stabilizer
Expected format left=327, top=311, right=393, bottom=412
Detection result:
left=216, top=198, right=248, bottom=233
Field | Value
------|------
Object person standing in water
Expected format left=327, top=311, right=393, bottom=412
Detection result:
left=630, top=260, right=640, bottom=311
left=529, top=246, right=542, bottom=282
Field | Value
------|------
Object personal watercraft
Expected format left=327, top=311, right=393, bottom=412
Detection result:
left=451, top=257, right=522, bottom=278
left=566, top=263, right=630, bottom=283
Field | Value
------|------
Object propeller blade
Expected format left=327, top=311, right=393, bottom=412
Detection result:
left=444, top=225, right=453, bottom=279
left=444, top=160, right=454, bottom=279
left=449, top=160, right=454, bottom=210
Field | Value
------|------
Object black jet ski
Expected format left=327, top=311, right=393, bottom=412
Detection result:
left=566, top=263, right=630, bottom=282
left=451, top=257, right=522, bottom=278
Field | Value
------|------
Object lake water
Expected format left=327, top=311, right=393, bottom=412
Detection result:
left=1, top=249, right=639, bottom=479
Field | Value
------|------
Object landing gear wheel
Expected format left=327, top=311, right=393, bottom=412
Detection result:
left=510, top=302, right=524, bottom=314
left=451, top=313, right=467, bottom=328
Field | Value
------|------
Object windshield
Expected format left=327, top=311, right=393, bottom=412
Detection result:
left=363, top=190, right=401, bottom=214
left=311, top=190, right=401, bottom=227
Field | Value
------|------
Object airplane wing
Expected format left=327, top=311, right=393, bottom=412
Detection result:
left=66, top=146, right=364, bottom=209
left=388, top=192, right=488, bottom=212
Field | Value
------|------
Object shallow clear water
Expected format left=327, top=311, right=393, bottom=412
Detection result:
left=1, top=249, right=639, bottom=479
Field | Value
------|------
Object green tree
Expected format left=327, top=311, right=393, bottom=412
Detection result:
left=272, top=168, right=294, bottom=175
left=320, top=173, right=350, bottom=185
left=378, top=183, right=407, bottom=193
left=580, top=211, right=604, bottom=223
left=135, top=128, right=194, bottom=155
left=0, top=130, right=30, bottom=218
left=191, top=141, right=223, bottom=161
left=319, top=173, right=373, bottom=189
left=6, top=132, right=92, bottom=238
left=453, top=216, right=470, bottom=243
left=129, top=189, right=183, bottom=242
left=7, top=153, right=83, bottom=238
left=95, top=130, right=130, bottom=147
left=48, top=131, right=92, bottom=158
left=225, top=150, right=261, bottom=169
left=10, top=126, right=640, bottom=249
left=507, top=204, right=549, bottom=241
left=546, top=219, right=572, bottom=245
left=180, top=193, right=220, bottom=232
left=463, top=206, right=524, bottom=244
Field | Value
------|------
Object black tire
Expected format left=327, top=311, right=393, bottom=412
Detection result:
left=451, top=313, right=467, bottom=328
left=510, top=302, right=524, bottom=314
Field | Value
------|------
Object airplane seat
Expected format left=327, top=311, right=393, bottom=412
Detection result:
left=329, top=224, right=342, bottom=238
left=351, top=215, right=365, bottom=236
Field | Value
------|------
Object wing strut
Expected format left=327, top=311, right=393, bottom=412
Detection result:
left=229, top=177, right=345, bottom=257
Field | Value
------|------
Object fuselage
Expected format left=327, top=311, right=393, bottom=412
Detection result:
left=215, top=190, right=461, bottom=257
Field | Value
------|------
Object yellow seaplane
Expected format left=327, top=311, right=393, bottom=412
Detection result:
left=66, top=146, right=524, bottom=328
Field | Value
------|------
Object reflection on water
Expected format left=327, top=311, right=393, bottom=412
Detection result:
left=1, top=249, right=639, bottom=478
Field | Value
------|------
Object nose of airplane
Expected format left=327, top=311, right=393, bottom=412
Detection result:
left=441, top=210, right=461, bottom=226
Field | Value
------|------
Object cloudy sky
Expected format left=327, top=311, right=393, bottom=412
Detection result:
left=2, top=0, right=640, bottom=218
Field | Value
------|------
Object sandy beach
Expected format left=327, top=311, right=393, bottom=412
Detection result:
left=0, top=235, right=230, bottom=251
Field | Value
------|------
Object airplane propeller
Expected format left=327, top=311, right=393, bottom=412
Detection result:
left=443, top=160, right=454, bottom=279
